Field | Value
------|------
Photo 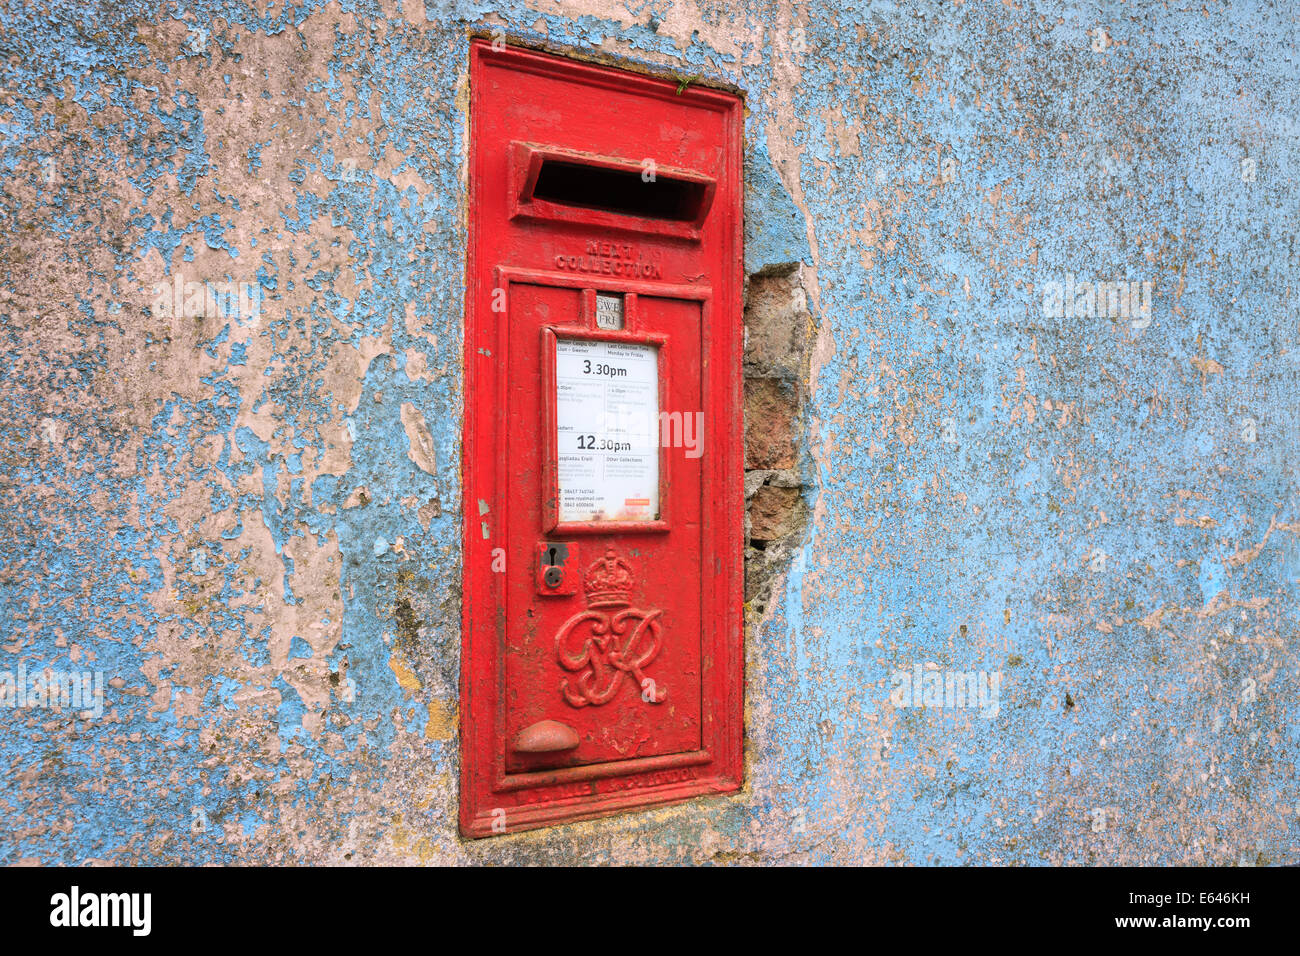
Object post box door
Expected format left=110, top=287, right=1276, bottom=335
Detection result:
left=461, top=40, right=744, bottom=837
left=502, top=280, right=707, bottom=773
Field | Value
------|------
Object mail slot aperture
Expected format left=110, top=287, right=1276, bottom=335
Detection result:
left=510, top=141, right=718, bottom=239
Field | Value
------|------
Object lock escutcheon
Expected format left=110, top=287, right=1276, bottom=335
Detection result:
left=536, top=541, right=578, bottom=596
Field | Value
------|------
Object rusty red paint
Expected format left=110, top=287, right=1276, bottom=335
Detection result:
left=460, top=40, right=745, bottom=837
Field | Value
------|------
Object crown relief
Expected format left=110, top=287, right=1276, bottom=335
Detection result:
left=583, top=547, right=636, bottom=608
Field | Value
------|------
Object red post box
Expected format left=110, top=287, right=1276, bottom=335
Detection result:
left=460, top=40, right=744, bottom=836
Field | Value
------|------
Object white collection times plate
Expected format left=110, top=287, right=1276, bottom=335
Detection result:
left=555, top=338, right=659, bottom=523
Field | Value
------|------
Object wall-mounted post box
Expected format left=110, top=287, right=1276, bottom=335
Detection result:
left=460, top=40, right=744, bottom=836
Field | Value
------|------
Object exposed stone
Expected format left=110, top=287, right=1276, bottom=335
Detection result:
left=743, top=264, right=812, bottom=380
left=765, top=469, right=802, bottom=488
left=745, top=377, right=798, bottom=470
left=744, top=470, right=771, bottom=499
left=748, top=485, right=804, bottom=541
left=742, top=262, right=814, bottom=629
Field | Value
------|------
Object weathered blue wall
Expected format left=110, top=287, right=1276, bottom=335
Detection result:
left=1, top=0, right=1297, bottom=864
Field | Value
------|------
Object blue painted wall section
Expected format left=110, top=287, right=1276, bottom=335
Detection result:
left=0, top=0, right=1296, bottom=863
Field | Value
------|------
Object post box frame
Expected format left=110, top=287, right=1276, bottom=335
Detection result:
left=460, top=38, right=745, bottom=837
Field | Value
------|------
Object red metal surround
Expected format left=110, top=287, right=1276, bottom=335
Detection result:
left=460, top=40, right=744, bottom=837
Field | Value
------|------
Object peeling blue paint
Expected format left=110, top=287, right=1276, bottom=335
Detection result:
left=0, top=0, right=1296, bottom=866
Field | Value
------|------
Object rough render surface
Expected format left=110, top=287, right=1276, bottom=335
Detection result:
left=1, top=0, right=1298, bottom=864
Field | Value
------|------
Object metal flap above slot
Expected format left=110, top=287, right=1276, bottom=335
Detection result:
left=510, top=141, right=717, bottom=240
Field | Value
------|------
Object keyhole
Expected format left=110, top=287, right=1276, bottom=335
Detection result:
left=541, top=544, right=566, bottom=590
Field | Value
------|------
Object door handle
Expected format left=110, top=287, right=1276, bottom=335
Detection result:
left=513, top=719, right=580, bottom=753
